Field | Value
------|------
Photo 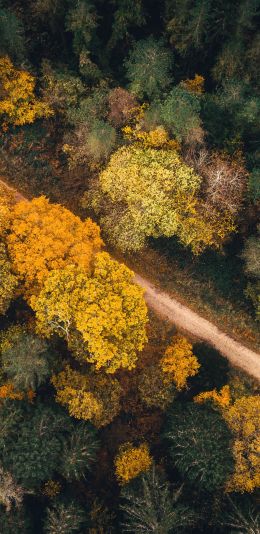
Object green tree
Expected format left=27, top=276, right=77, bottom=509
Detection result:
left=120, top=466, right=198, bottom=533
left=165, top=402, right=234, bottom=492
left=0, top=4, right=25, bottom=61
left=248, top=169, right=260, bottom=203
left=124, top=37, right=173, bottom=100
left=64, top=119, right=116, bottom=166
left=44, top=501, right=86, bottom=534
left=1, top=332, right=51, bottom=391
left=0, top=504, right=32, bottom=534
left=66, top=0, right=97, bottom=55
left=159, top=85, right=203, bottom=144
left=59, top=423, right=99, bottom=481
left=108, top=0, right=146, bottom=50
left=66, top=0, right=100, bottom=81
left=219, top=495, right=260, bottom=534
left=1, top=402, right=72, bottom=489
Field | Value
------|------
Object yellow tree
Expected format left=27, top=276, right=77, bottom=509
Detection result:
left=7, top=196, right=102, bottom=298
left=86, top=145, right=235, bottom=254
left=0, top=56, right=53, bottom=128
left=0, top=183, right=16, bottom=236
left=0, top=243, right=18, bottom=315
left=160, top=334, right=200, bottom=390
left=51, top=365, right=122, bottom=427
left=225, top=396, right=260, bottom=493
left=31, top=252, right=148, bottom=373
left=115, top=443, right=152, bottom=484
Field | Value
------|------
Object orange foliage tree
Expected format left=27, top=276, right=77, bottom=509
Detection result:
left=0, top=56, right=53, bottom=128
left=160, top=334, right=200, bottom=390
left=194, top=385, right=231, bottom=409
left=7, top=196, right=102, bottom=298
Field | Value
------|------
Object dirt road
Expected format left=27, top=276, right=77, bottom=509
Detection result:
left=135, top=274, right=260, bottom=381
left=1, top=176, right=259, bottom=380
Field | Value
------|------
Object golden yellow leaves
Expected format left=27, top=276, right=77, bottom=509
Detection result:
left=0, top=243, right=18, bottom=315
left=115, top=443, right=152, bottom=484
left=0, top=56, right=53, bottom=128
left=161, top=335, right=200, bottom=390
left=194, top=385, right=231, bottom=408
left=181, top=74, right=205, bottom=94
left=51, top=365, right=121, bottom=427
left=225, top=396, right=260, bottom=493
left=7, top=196, right=102, bottom=298
left=32, top=253, right=148, bottom=373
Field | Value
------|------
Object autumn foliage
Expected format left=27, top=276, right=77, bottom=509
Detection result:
left=194, top=386, right=260, bottom=493
left=115, top=443, right=152, bottom=484
left=32, top=252, right=148, bottom=373
left=0, top=56, right=53, bottom=127
left=7, top=196, right=102, bottom=297
left=51, top=365, right=121, bottom=427
left=225, top=396, right=260, bottom=493
left=161, top=335, right=200, bottom=390
left=88, top=145, right=236, bottom=254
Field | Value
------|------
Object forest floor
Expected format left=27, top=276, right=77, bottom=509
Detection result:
left=1, top=177, right=260, bottom=381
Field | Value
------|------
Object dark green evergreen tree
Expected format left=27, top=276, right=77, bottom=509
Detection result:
left=44, top=500, right=86, bottom=534
left=0, top=3, right=25, bottom=60
left=159, top=85, right=202, bottom=143
left=124, top=37, right=173, bottom=100
left=1, top=402, right=72, bottom=489
left=165, top=402, right=234, bottom=492
left=120, top=466, right=198, bottom=533
left=59, top=423, right=99, bottom=481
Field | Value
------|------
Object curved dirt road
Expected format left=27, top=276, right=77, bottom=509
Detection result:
left=1, top=177, right=260, bottom=380
left=135, top=274, right=260, bottom=381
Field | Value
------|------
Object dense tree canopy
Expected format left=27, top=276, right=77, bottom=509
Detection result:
left=0, top=330, right=51, bottom=391
left=165, top=403, right=234, bottom=492
left=120, top=467, right=198, bottom=533
left=124, top=37, right=173, bottom=100
left=0, top=0, right=259, bottom=529
left=88, top=145, right=235, bottom=253
left=32, top=252, right=148, bottom=373
left=0, top=243, right=18, bottom=315
left=7, top=196, right=102, bottom=298
left=0, top=56, right=52, bottom=128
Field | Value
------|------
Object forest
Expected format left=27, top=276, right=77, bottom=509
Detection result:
left=0, top=0, right=259, bottom=532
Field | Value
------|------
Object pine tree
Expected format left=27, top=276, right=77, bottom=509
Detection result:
left=59, top=423, right=99, bottom=481
left=0, top=4, right=25, bottom=61
left=120, top=466, right=197, bottom=533
left=1, top=332, right=51, bottom=391
left=124, top=37, right=173, bottom=100
left=1, top=402, right=72, bottom=489
left=44, top=501, right=86, bottom=534
left=165, top=402, right=234, bottom=492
